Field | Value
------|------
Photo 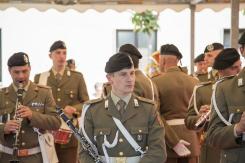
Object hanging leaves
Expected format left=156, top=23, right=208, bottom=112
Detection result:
left=132, top=10, right=159, bottom=35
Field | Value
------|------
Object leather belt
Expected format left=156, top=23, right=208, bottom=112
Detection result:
left=99, top=155, right=141, bottom=163
left=0, top=144, right=41, bottom=157
left=166, top=119, right=185, bottom=125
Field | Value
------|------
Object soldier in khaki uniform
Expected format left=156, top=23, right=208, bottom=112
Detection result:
left=0, top=52, right=61, bottom=163
left=191, top=53, right=208, bottom=82
left=185, top=48, right=241, bottom=163
left=152, top=44, right=199, bottom=163
left=79, top=52, right=167, bottom=163
left=206, top=32, right=245, bottom=163
left=34, top=40, right=89, bottom=163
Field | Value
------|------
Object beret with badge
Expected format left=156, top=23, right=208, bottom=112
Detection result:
left=8, top=52, right=30, bottom=68
left=239, top=32, right=245, bottom=45
left=119, top=44, right=142, bottom=59
left=49, top=40, right=66, bottom=52
left=204, top=43, right=224, bottom=53
left=194, top=53, right=205, bottom=63
left=105, top=52, right=134, bottom=73
left=160, top=44, right=182, bottom=59
left=213, top=48, right=240, bottom=70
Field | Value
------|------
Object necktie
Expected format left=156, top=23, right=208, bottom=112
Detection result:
left=117, top=99, right=126, bottom=116
left=56, top=73, right=62, bottom=82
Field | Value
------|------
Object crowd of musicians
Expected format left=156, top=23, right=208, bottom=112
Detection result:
left=0, top=31, right=245, bottom=163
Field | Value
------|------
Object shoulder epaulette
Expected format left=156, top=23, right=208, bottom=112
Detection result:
left=36, top=84, right=51, bottom=89
left=85, top=98, right=103, bottom=105
left=218, top=75, right=235, bottom=82
left=198, top=81, right=212, bottom=86
left=135, top=95, right=154, bottom=105
left=2, top=87, right=8, bottom=94
left=70, top=69, right=82, bottom=75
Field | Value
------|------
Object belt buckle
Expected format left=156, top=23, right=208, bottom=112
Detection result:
left=18, top=149, right=29, bottom=157
left=116, top=157, right=126, bottom=163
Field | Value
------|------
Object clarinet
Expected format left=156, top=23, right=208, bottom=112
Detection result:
left=10, top=82, right=24, bottom=163
left=195, top=110, right=211, bottom=128
left=56, top=107, right=103, bottom=163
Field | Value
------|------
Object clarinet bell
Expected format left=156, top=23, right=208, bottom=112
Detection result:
left=9, top=159, right=20, bottom=163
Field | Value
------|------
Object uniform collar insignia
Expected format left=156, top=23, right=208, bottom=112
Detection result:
left=67, top=70, right=71, bottom=77
left=238, top=78, right=243, bottom=87
left=134, top=99, right=139, bottom=107
left=31, top=102, right=44, bottom=107
left=105, top=99, right=108, bottom=109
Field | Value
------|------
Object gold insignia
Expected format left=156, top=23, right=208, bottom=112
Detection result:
left=207, top=44, right=214, bottom=52
left=23, top=54, right=29, bottom=64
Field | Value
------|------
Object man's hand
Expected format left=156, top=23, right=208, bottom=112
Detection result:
left=64, top=105, right=76, bottom=117
left=173, top=139, right=191, bottom=157
left=235, top=112, right=245, bottom=135
left=199, top=105, right=210, bottom=115
left=17, top=105, right=33, bottom=120
left=4, top=120, right=20, bottom=134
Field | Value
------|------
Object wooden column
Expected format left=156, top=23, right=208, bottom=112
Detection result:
left=190, top=4, right=196, bottom=74
left=231, top=0, right=239, bottom=49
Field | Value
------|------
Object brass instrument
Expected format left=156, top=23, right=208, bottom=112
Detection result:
left=195, top=110, right=211, bottom=128
left=10, top=82, right=24, bottom=163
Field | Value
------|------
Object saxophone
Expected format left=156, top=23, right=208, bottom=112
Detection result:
left=10, top=82, right=24, bottom=163
left=56, top=106, right=103, bottom=163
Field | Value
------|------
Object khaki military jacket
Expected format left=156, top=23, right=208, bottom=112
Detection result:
left=0, top=82, right=61, bottom=163
left=185, top=81, right=221, bottom=163
left=207, top=68, right=245, bottom=163
left=191, top=73, right=209, bottom=82
left=79, top=94, right=167, bottom=163
left=153, top=66, right=200, bottom=157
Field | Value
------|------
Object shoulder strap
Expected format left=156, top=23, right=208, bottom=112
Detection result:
left=38, top=71, right=50, bottom=86
left=112, top=117, right=145, bottom=155
left=212, top=79, right=232, bottom=126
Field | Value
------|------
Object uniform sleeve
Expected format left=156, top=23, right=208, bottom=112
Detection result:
left=140, top=109, right=167, bottom=163
left=30, top=88, right=61, bottom=130
left=185, top=89, right=202, bottom=130
left=206, top=84, right=241, bottom=149
left=162, top=118, right=180, bottom=148
left=79, top=107, right=96, bottom=163
left=0, top=90, right=6, bottom=139
left=73, top=73, right=89, bottom=113
left=33, top=74, right=40, bottom=84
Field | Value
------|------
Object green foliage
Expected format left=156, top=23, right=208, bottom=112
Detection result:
left=132, top=10, right=159, bottom=35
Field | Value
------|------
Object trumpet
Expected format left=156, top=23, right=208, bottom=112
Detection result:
left=195, top=110, right=211, bottom=128
left=10, top=82, right=24, bottom=163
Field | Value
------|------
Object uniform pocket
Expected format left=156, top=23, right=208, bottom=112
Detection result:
left=130, top=127, right=148, bottom=143
left=228, top=106, right=245, bottom=123
left=65, top=90, right=77, bottom=99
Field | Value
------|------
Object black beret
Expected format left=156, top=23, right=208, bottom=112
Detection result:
left=213, top=48, right=240, bottom=70
left=204, top=43, right=224, bottom=53
left=239, top=32, right=245, bottom=45
left=8, top=52, right=30, bottom=68
left=119, top=44, right=142, bottom=59
left=49, top=40, right=66, bottom=52
left=194, top=53, right=205, bottom=63
left=67, top=59, right=75, bottom=65
left=105, top=52, right=133, bottom=73
left=160, top=44, right=182, bottom=59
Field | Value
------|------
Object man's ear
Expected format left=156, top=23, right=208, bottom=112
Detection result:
left=49, top=53, right=52, bottom=59
left=106, top=74, right=113, bottom=84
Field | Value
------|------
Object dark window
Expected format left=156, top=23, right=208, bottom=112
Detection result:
left=116, top=29, right=157, bottom=69
left=223, top=29, right=245, bottom=48
left=0, top=29, right=1, bottom=83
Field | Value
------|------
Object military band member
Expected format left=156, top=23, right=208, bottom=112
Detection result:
left=152, top=44, right=199, bottom=163
left=79, top=52, right=167, bottom=163
left=34, top=40, right=89, bottom=163
left=0, top=52, right=61, bottom=163
left=206, top=32, right=245, bottom=163
left=185, top=48, right=241, bottom=163
left=204, top=43, right=224, bottom=81
left=192, top=53, right=208, bottom=82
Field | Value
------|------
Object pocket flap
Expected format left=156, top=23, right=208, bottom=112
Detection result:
left=228, top=106, right=245, bottom=114
left=94, top=128, right=111, bottom=136
left=130, top=127, right=148, bottom=134
left=65, top=90, right=76, bottom=95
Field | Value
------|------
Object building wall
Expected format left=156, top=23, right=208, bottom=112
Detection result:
left=0, top=7, right=244, bottom=97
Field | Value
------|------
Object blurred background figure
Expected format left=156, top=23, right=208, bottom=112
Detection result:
left=66, top=59, right=76, bottom=70
left=145, top=51, right=161, bottom=78
left=192, top=53, right=208, bottom=82
left=92, top=82, right=103, bottom=99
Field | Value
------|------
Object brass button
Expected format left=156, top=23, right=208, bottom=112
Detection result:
left=21, top=142, right=26, bottom=146
left=237, top=109, right=240, bottom=112
left=57, top=98, right=61, bottom=102
left=57, top=88, right=61, bottom=91
left=5, top=101, right=8, bottom=105
left=36, top=109, right=39, bottom=112
left=119, top=152, right=123, bottom=156
left=100, top=131, right=103, bottom=135
left=21, top=130, right=25, bottom=134
left=119, top=138, right=123, bottom=143
left=139, top=129, right=142, bottom=133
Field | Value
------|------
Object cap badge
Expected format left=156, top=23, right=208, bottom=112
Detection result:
left=207, top=44, right=214, bottom=52
left=23, top=55, right=29, bottom=64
